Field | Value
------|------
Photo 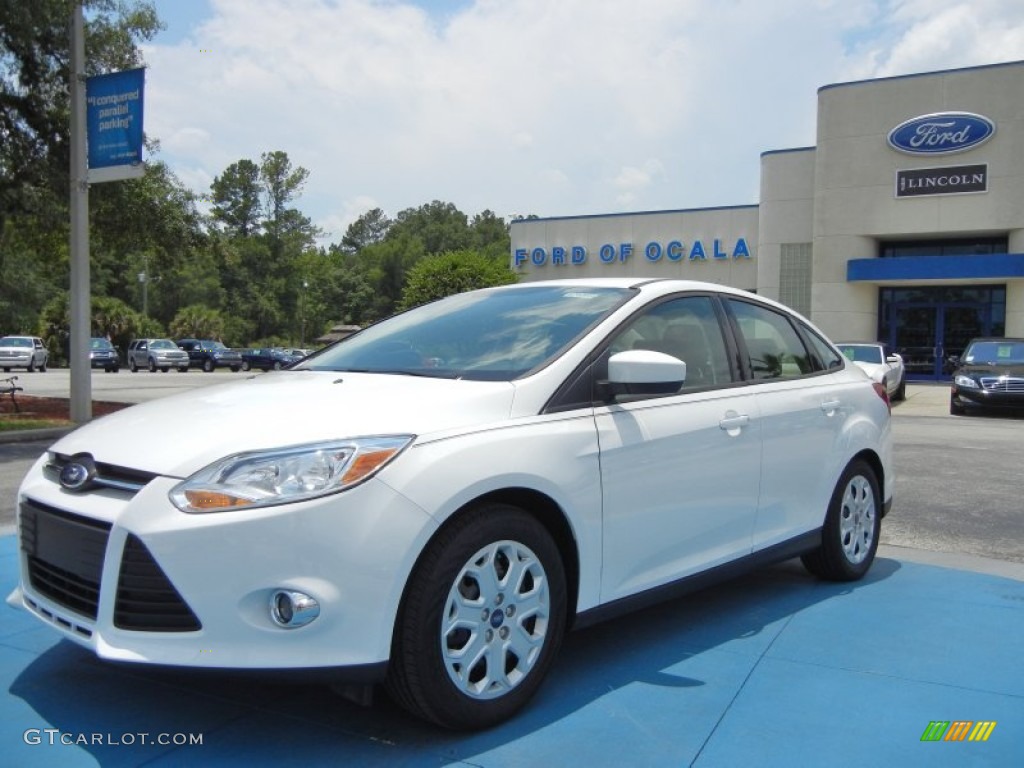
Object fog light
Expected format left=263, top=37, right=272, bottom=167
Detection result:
left=270, top=590, right=320, bottom=628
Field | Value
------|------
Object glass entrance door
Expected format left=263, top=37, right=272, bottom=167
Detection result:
left=880, top=286, right=1006, bottom=380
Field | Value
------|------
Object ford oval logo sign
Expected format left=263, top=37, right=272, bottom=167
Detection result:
left=888, top=112, right=995, bottom=155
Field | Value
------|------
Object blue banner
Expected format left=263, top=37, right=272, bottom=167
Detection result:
left=86, top=68, right=145, bottom=170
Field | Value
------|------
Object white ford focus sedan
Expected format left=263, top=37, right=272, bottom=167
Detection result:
left=10, top=279, right=893, bottom=729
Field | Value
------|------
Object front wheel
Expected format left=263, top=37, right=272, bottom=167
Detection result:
left=893, top=376, right=906, bottom=402
left=148, top=358, right=157, bottom=373
left=203, top=358, right=214, bottom=372
left=241, top=360, right=251, bottom=372
left=801, top=459, right=881, bottom=581
left=387, top=504, right=567, bottom=729
left=129, top=358, right=138, bottom=372
left=950, top=395, right=966, bottom=416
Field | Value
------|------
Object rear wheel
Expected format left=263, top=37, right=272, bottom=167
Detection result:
left=178, top=366, right=189, bottom=373
left=802, top=459, right=880, bottom=581
left=387, top=503, right=567, bottom=729
left=272, top=361, right=282, bottom=370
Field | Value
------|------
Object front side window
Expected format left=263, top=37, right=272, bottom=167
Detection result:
left=727, top=299, right=812, bottom=380
left=606, top=295, right=733, bottom=390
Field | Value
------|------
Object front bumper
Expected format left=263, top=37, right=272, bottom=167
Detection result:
left=12, top=456, right=437, bottom=675
left=951, top=386, right=1024, bottom=409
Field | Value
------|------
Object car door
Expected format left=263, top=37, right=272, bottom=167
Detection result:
left=595, top=294, right=763, bottom=603
left=724, top=298, right=849, bottom=551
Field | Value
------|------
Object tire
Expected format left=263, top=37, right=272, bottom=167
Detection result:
left=230, top=365, right=240, bottom=372
left=39, top=359, right=47, bottom=373
left=179, top=366, right=189, bottom=373
left=203, top=358, right=214, bottom=372
left=950, top=396, right=966, bottom=416
left=2, top=367, right=9, bottom=372
left=893, top=376, right=906, bottom=402
left=387, top=503, right=567, bottom=730
left=161, top=367, right=170, bottom=373
left=241, top=360, right=251, bottom=372
left=801, top=459, right=881, bottom=582
left=27, top=359, right=35, bottom=373
left=272, top=361, right=282, bottom=370
left=129, top=358, right=138, bottom=372
left=148, top=358, right=157, bottom=373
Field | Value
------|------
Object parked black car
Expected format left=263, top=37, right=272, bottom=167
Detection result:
left=240, top=347, right=304, bottom=371
left=950, top=337, right=1024, bottom=415
left=176, top=339, right=243, bottom=372
left=89, top=337, right=120, bottom=372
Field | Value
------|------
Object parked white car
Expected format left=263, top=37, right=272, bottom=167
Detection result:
left=0, top=335, right=49, bottom=372
left=11, top=279, right=893, bottom=729
left=836, top=342, right=906, bottom=401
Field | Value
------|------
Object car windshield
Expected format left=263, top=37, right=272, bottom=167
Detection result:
left=838, top=345, right=884, bottom=364
left=1, top=337, right=31, bottom=348
left=90, top=339, right=113, bottom=349
left=963, top=341, right=1024, bottom=365
left=151, top=340, right=177, bottom=350
left=204, top=341, right=228, bottom=349
left=299, top=285, right=632, bottom=381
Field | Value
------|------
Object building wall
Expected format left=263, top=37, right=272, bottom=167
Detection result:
left=508, top=60, right=1024, bottom=342
left=811, top=61, right=1024, bottom=339
left=511, top=207, right=760, bottom=289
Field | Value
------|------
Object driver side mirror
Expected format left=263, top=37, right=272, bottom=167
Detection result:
left=601, top=349, right=687, bottom=398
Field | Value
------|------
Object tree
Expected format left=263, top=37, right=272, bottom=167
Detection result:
left=398, top=250, right=517, bottom=311
left=388, top=200, right=473, bottom=255
left=338, top=207, right=391, bottom=255
left=169, top=304, right=226, bottom=341
left=210, top=159, right=262, bottom=238
left=0, top=0, right=161, bottom=230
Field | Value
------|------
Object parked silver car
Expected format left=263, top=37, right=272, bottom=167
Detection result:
left=127, top=338, right=190, bottom=373
left=0, top=336, right=49, bottom=372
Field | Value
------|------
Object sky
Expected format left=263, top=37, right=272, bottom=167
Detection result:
left=142, top=0, right=1024, bottom=245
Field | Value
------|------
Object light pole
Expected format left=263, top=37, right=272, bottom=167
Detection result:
left=300, top=280, right=309, bottom=346
left=138, top=256, right=159, bottom=316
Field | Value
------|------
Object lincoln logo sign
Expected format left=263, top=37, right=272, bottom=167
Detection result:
left=887, top=112, right=995, bottom=155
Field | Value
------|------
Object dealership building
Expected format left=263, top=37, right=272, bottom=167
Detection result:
left=509, top=60, right=1024, bottom=380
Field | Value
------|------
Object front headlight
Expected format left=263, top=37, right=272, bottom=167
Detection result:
left=169, top=436, right=414, bottom=514
left=954, top=375, right=979, bottom=389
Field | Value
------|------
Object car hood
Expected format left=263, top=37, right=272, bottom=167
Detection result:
left=51, top=371, right=516, bottom=477
left=955, top=362, right=1024, bottom=378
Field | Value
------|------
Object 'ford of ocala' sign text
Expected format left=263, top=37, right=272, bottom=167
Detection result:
left=515, top=238, right=753, bottom=268
left=887, top=112, right=995, bottom=155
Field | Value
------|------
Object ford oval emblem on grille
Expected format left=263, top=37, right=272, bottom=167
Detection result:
left=60, top=454, right=97, bottom=492
left=887, top=112, right=995, bottom=155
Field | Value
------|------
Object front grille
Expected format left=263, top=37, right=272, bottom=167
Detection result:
left=20, top=501, right=111, bottom=620
left=115, top=535, right=202, bottom=632
left=45, top=454, right=156, bottom=494
left=980, top=376, right=1024, bottom=393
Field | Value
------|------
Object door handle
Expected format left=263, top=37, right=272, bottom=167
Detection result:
left=820, top=399, right=841, bottom=414
left=719, top=414, right=750, bottom=431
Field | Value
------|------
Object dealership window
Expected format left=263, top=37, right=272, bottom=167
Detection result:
left=779, top=243, right=812, bottom=316
left=878, top=236, right=1008, bottom=258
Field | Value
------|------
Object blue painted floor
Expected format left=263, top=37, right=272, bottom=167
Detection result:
left=2, top=533, right=1021, bottom=766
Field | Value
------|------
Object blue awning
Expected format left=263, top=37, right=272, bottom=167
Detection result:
left=847, top=253, right=1024, bottom=282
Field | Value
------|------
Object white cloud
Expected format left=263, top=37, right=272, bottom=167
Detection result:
left=143, top=0, right=1024, bottom=242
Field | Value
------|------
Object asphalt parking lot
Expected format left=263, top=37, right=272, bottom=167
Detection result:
left=1, top=381, right=1022, bottom=765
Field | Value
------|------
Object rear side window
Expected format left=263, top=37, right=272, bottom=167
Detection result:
left=804, top=326, right=844, bottom=371
left=727, top=299, right=812, bottom=380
